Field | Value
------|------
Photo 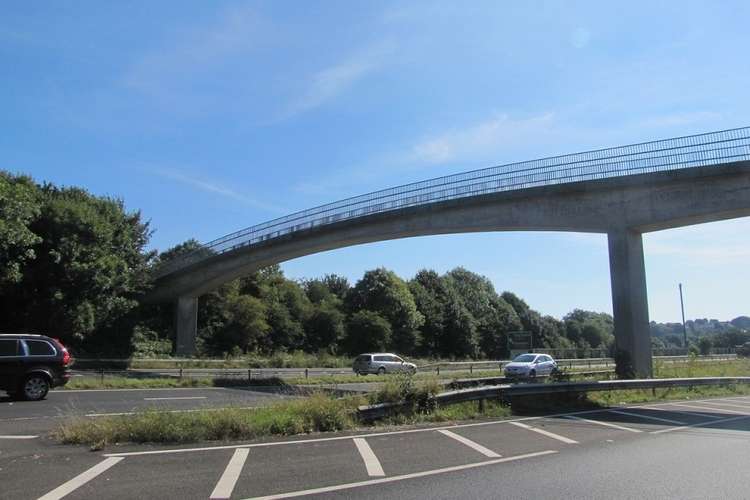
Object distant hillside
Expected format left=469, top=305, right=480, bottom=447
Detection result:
left=651, top=316, right=750, bottom=349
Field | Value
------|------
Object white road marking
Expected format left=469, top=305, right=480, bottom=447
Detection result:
left=631, top=405, right=725, bottom=420
left=0, top=435, right=38, bottom=439
left=508, top=421, right=578, bottom=444
left=210, top=448, right=250, bottom=499
left=651, top=413, right=750, bottom=435
left=143, top=396, right=207, bottom=401
left=102, top=396, right=747, bottom=458
left=353, top=438, right=385, bottom=477
left=607, top=410, right=687, bottom=425
left=692, top=401, right=750, bottom=411
left=242, top=450, right=558, bottom=500
left=52, top=387, right=228, bottom=393
left=437, top=429, right=501, bottom=457
left=563, top=415, right=642, bottom=433
left=104, top=408, right=610, bottom=457
left=87, top=406, right=264, bottom=417
left=669, top=403, right=750, bottom=415
left=37, top=457, right=124, bottom=500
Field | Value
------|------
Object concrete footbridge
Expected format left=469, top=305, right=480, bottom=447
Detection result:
left=149, top=127, right=750, bottom=376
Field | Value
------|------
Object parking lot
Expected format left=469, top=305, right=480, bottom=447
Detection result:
left=3, top=394, right=750, bottom=499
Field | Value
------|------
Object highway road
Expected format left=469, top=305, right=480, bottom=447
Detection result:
left=0, top=387, right=294, bottom=432
left=3, top=394, right=750, bottom=499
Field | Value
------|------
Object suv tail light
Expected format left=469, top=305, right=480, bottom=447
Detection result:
left=54, top=338, right=72, bottom=366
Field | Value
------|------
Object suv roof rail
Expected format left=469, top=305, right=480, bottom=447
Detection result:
left=0, top=333, right=46, bottom=337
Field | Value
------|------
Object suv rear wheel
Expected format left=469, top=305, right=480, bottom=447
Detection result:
left=21, top=375, right=50, bottom=401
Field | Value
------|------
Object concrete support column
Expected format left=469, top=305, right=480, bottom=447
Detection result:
left=607, top=228, right=653, bottom=378
left=174, top=296, right=198, bottom=356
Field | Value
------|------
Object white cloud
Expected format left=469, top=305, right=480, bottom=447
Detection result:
left=282, top=41, right=394, bottom=119
left=123, top=6, right=265, bottom=97
left=153, top=168, right=285, bottom=214
left=410, top=113, right=557, bottom=165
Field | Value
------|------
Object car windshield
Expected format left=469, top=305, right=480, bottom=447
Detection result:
left=513, top=354, right=537, bottom=363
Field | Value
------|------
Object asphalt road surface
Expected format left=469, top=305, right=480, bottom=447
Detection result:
left=3, top=394, right=750, bottom=499
left=0, top=387, right=294, bottom=432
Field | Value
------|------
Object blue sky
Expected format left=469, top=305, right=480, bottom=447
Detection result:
left=2, top=1, right=749, bottom=322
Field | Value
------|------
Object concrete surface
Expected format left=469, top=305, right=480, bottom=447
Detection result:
left=4, top=394, right=750, bottom=499
left=150, top=162, right=750, bottom=373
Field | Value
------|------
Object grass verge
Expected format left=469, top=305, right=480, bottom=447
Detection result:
left=56, top=360, right=750, bottom=448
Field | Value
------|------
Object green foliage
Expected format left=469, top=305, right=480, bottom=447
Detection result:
left=697, top=336, right=712, bottom=355
left=346, top=268, right=424, bottom=353
left=344, top=310, right=392, bottom=353
left=563, top=309, right=614, bottom=349
left=0, top=172, right=153, bottom=352
left=56, top=393, right=359, bottom=446
left=0, top=172, right=41, bottom=286
left=131, top=326, right=173, bottom=358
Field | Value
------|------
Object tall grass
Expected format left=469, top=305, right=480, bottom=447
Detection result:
left=56, top=393, right=363, bottom=448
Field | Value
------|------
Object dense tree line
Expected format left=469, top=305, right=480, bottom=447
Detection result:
left=3, top=171, right=745, bottom=359
left=0, top=171, right=152, bottom=353
left=140, top=239, right=618, bottom=359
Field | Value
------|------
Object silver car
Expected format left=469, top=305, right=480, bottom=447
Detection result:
left=353, top=353, right=417, bottom=375
left=503, top=353, right=557, bottom=378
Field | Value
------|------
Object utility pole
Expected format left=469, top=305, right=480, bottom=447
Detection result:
left=679, top=283, right=687, bottom=348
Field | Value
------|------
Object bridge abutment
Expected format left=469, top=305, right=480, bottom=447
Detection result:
left=607, top=228, right=653, bottom=378
left=174, top=296, right=198, bottom=356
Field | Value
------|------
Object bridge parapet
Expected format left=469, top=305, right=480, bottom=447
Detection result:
left=155, top=127, right=750, bottom=278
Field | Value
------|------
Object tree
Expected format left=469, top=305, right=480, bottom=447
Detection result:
left=219, top=293, right=269, bottom=353
left=321, top=274, right=350, bottom=301
left=563, top=310, right=614, bottom=349
left=0, top=180, right=154, bottom=352
left=0, top=172, right=41, bottom=287
left=346, top=268, right=423, bottom=354
left=305, top=302, right=345, bottom=353
left=344, top=310, right=392, bottom=354
left=409, top=270, right=448, bottom=356
left=697, top=336, right=713, bottom=355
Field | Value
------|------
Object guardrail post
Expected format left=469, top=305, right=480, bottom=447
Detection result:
left=305, top=368, right=309, bottom=379
left=100, top=368, right=104, bottom=384
left=248, top=369, right=252, bottom=382
left=437, top=366, right=440, bottom=376
left=179, top=367, right=183, bottom=381
left=478, top=399, right=485, bottom=412
left=470, top=364, right=473, bottom=375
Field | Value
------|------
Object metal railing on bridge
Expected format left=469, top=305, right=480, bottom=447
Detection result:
left=155, top=126, right=750, bottom=277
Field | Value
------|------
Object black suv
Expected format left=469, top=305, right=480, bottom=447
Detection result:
left=0, top=334, right=73, bottom=401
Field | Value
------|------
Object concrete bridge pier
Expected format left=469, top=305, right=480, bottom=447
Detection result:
left=174, top=296, right=198, bottom=356
left=608, top=228, right=653, bottom=378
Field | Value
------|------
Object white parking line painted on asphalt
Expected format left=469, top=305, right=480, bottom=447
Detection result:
left=563, top=415, right=642, bottom=433
left=651, top=413, right=750, bottom=435
left=693, top=401, right=750, bottom=411
left=143, top=396, right=207, bottom=401
left=210, top=448, right=250, bottom=499
left=0, top=435, right=38, bottom=439
left=353, top=438, right=385, bottom=477
left=669, top=403, right=750, bottom=415
left=508, top=422, right=578, bottom=444
left=51, top=387, right=228, bottom=393
left=103, top=397, right=745, bottom=458
left=104, top=408, right=610, bottom=457
left=242, top=450, right=558, bottom=500
left=607, top=410, right=687, bottom=426
left=630, top=405, right=725, bottom=420
left=37, top=457, right=124, bottom=500
left=437, top=429, right=501, bottom=458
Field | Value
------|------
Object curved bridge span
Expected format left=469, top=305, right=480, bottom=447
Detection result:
left=151, top=127, right=750, bottom=376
